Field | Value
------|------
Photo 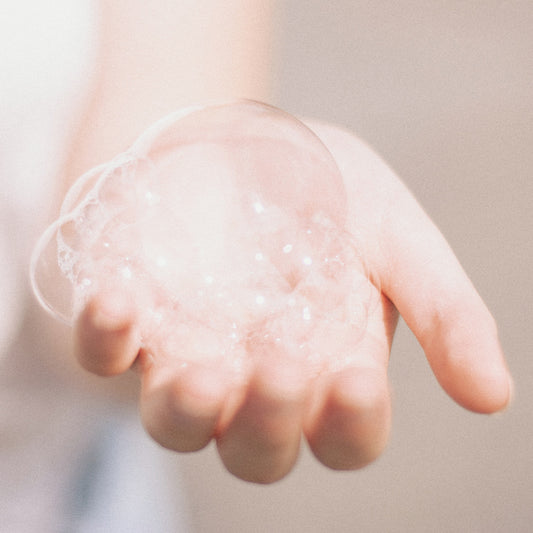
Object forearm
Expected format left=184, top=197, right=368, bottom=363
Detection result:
left=62, top=0, right=276, bottom=189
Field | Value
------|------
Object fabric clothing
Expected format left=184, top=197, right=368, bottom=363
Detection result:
left=0, top=2, right=189, bottom=530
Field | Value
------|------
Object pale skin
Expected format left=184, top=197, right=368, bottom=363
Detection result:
left=74, top=121, right=511, bottom=483
left=63, top=1, right=511, bottom=484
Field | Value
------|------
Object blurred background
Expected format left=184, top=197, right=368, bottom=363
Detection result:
left=176, top=2, right=533, bottom=531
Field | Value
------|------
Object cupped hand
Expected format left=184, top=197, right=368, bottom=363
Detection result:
left=74, top=121, right=512, bottom=483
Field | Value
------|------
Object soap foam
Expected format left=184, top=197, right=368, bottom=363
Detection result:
left=31, top=101, right=376, bottom=377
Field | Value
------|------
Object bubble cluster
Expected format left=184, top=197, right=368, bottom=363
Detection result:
left=31, top=100, right=375, bottom=376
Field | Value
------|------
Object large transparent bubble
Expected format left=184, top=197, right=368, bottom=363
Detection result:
left=31, top=100, right=376, bottom=376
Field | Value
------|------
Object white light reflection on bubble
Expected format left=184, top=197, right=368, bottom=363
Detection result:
left=282, top=244, right=293, bottom=254
left=253, top=201, right=265, bottom=214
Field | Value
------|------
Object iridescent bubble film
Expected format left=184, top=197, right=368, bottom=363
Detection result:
left=31, top=101, right=375, bottom=376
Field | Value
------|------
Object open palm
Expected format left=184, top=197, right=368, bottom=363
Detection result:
left=75, top=120, right=511, bottom=483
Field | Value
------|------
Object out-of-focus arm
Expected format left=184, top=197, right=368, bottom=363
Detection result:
left=62, top=0, right=276, bottom=189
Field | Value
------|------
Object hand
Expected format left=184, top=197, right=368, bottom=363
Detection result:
left=74, top=120, right=512, bottom=483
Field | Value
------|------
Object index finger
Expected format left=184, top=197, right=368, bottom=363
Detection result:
left=312, top=123, right=512, bottom=413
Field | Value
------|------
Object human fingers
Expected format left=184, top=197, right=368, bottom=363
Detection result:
left=381, top=211, right=512, bottom=413
left=304, top=293, right=395, bottom=470
left=74, top=289, right=140, bottom=376
left=140, top=360, right=231, bottom=453
left=216, top=356, right=308, bottom=484
left=314, top=123, right=511, bottom=413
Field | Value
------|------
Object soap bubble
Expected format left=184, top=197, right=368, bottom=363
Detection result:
left=31, top=100, right=377, bottom=376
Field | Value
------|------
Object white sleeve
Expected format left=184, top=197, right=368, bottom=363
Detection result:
left=0, top=0, right=98, bottom=354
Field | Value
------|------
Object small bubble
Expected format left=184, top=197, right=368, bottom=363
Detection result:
left=121, top=266, right=133, bottom=279
left=283, top=244, right=293, bottom=254
left=144, top=190, right=160, bottom=206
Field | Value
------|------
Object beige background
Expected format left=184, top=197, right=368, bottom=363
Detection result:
left=175, top=2, right=533, bottom=532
